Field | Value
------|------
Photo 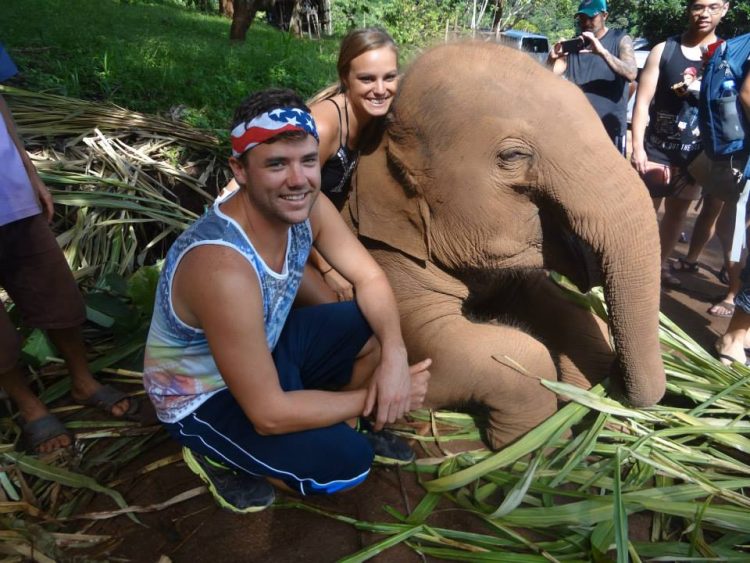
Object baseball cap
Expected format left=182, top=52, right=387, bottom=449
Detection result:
left=576, top=0, right=607, bottom=17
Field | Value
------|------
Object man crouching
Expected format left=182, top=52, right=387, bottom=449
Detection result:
left=143, top=88, right=430, bottom=512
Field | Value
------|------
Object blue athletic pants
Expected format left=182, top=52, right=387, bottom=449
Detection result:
left=164, top=301, right=375, bottom=496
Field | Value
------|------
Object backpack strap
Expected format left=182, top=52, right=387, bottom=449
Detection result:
left=659, top=35, right=679, bottom=72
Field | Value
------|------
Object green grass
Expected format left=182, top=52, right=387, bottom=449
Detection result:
left=3, top=0, right=341, bottom=130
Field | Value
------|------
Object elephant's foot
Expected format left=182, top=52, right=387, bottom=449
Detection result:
left=482, top=367, right=558, bottom=449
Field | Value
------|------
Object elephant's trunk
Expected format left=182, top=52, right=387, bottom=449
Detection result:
left=554, top=163, right=665, bottom=407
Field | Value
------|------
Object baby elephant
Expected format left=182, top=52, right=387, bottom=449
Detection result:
left=345, top=42, right=665, bottom=449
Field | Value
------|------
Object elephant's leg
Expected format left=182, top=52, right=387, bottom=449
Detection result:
left=512, top=273, right=615, bottom=390
left=405, top=315, right=559, bottom=450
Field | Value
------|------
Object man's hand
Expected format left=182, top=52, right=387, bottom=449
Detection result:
left=548, top=39, right=566, bottom=61
left=364, top=346, right=411, bottom=431
left=581, top=31, right=605, bottom=56
left=33, top=179, right=54, bottom=223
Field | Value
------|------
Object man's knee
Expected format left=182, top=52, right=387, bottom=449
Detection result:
left=299, top=430, right=374, bottom=495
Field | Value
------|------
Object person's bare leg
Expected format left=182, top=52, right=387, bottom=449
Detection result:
left=715, top=202, right=737, bottom=272
left=684, top=196, right=723, bottom=264
left=0, top=364, right=71, bottom=452
left=652, top=196, right=663, bottom=214
left=709, top=203, right=744, bottom=316
left=716, top=309, right=750, bottom=365
left=659, top=196, right=693, bottom=266
left=46, top=326, right=130, bottom=416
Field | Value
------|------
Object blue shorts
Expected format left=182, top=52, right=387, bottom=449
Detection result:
left=163, top=301, right=375, bottom=496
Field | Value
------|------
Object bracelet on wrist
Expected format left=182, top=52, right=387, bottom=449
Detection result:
left=321, top=267, right=333, bottom=276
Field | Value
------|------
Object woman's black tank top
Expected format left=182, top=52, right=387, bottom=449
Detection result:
left=320, top=98, right=359, bottom=210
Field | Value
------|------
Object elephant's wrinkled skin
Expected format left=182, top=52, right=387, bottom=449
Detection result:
left=345, top=42, right=665, bottom=449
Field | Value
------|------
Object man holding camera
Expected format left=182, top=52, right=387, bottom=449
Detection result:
left=549, top=0, right=637, bottom=155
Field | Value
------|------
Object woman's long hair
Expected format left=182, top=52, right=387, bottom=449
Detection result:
left=307, top=27, right=398, bottom=105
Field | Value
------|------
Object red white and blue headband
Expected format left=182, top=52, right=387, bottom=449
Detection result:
left=230, top=107, right=319, bottom=157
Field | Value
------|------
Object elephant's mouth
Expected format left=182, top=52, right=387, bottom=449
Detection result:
left=539, top=211, right=600, bottom=292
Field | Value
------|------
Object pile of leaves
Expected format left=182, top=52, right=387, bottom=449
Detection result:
left=0, top=88, right=224, bottom=559
left=1, top=89, right=749, bottom=561
left=2, top=85, right=226, bottom=284
left=317, top=301, right=750, bottom=562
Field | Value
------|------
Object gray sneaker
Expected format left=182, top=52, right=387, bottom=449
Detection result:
left=182, top=447, right=274, bottom=513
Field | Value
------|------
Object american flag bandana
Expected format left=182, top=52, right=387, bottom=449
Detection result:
left=230, top=107, right=319, bottom=157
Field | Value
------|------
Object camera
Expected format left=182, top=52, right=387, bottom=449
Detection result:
left=560, top=36, right=590, bottom=55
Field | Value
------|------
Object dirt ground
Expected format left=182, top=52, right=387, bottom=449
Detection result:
left=83, top=207, right=735, bottom=563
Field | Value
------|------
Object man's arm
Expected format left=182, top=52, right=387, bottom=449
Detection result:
left=630, top=42, right=665, bottom=174
left=583, top=32, right=637, bottom=82
left=173, top=245, right=368, bottom=434
left=309, top=195, right=413, bottom=430
left=0, top=95, right=54, bottom=221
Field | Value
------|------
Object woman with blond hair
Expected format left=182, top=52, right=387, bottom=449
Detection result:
left=306, top=27, right=399, bottom=301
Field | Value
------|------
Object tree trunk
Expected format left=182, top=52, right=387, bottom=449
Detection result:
left=220, top=0, right=234, bottom=18
left=288, top=0, right=303, bottom=37
left=320, top=0, right=332, bottom=35
left=230, top=0, right=258, bottom=41
left=492, top=0, right=503, bottom=31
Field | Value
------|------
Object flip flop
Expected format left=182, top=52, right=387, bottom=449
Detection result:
left=74, top=384, right=140, bottom=421
left=708, top=300, right=735, bottom=318
left=715, top=350, right=750, bottom=366
left=21, top=414, right=73, bottom=453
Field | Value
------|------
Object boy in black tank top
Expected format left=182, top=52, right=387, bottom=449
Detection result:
left=630, top=0, right=729, bottom=288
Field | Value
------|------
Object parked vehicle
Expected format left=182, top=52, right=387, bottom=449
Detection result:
left=499, top=30, right=550, bottom=64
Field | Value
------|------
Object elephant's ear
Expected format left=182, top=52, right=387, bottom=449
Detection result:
left=352, top=135, right=430, bottom=262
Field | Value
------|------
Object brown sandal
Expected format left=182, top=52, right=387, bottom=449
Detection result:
left=74, top=385, right=140, bottom=421
left=21, top=414, right=73, bottom=453
left=670, top=258, right=700, bottom=274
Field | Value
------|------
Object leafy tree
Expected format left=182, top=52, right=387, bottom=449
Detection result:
left=609, top=0, right=750, bottom=45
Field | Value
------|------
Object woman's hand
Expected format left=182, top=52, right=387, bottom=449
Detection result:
left=630, top=145, right=649, bottom=176
left=408, top=358, right=431, bottom=411
left=323, top=268, right=354, bottom=302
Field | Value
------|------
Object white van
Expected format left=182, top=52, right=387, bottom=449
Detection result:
left=499, top=30, right=550, bottom=64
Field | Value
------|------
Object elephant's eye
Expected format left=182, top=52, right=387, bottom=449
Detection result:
left=496, top=147, right=531, bottom=167
left=496, top=139, right=533, bottom=169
